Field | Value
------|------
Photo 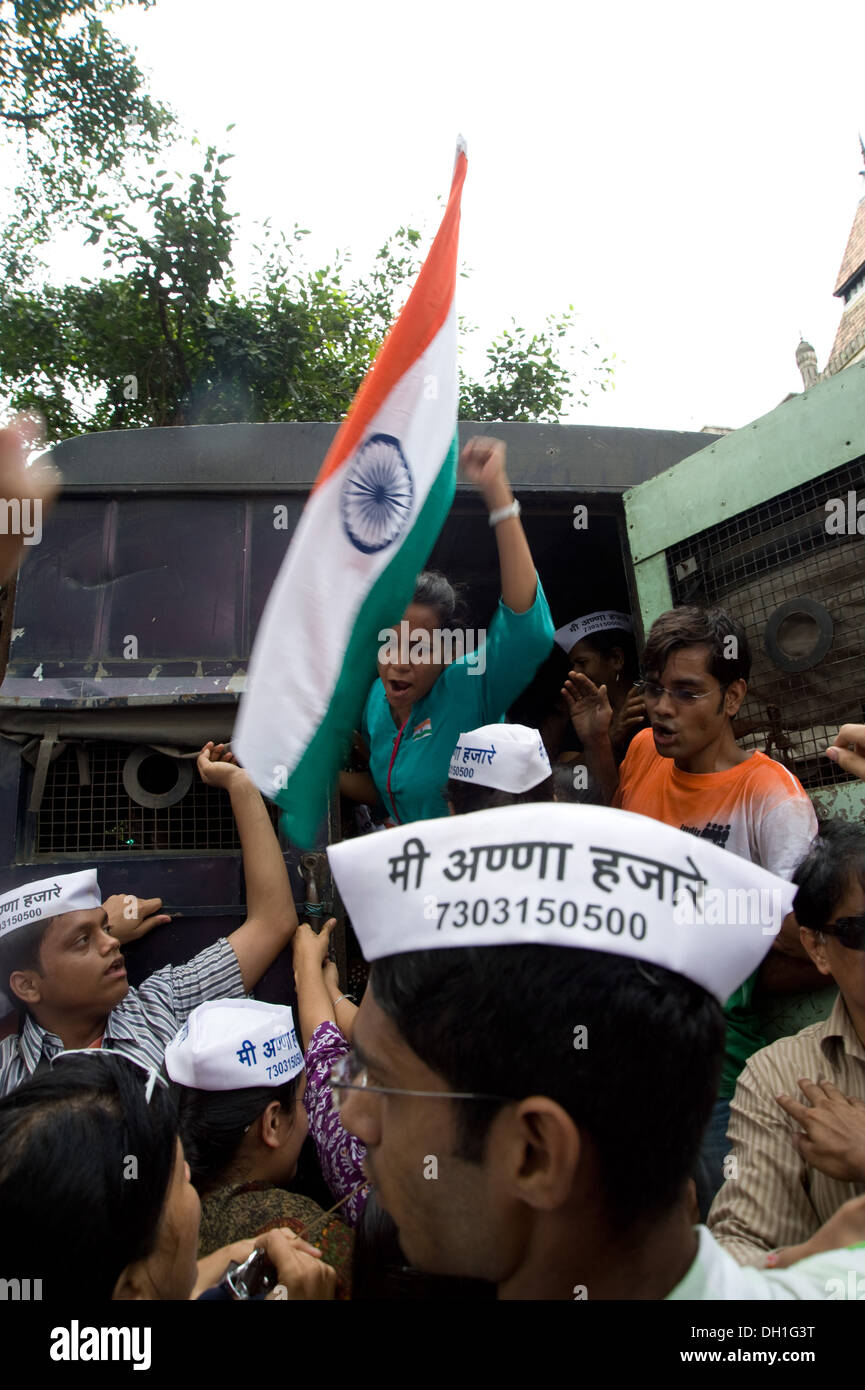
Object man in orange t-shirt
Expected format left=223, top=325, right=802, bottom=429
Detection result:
left=565, top=604, right=821, bottom=1215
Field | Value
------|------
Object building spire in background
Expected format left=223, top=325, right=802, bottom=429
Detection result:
left=795, top=336, right=819, bottom=389
left=821, top=139, right=865, bottom=377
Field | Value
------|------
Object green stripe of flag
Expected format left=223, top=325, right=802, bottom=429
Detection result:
left=275, top=434, right=459, bottom=848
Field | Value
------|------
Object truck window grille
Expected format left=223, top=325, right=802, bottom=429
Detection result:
left=666, top=454, right=865, bottom=791
left=32, top=744, right=277, bottom=855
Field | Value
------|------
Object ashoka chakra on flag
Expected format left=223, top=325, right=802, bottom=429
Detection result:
left=339, top=432, right=414, bottom=554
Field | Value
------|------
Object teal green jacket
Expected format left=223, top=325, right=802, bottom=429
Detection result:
left=361, top=578, right=554, bottom=825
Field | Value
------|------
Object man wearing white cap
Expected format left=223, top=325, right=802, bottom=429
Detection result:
left=0, top=744, right=299, bottom=1097
left=326, top=804, right=865, bottom=1298
left=446, top=723, right=554, bottom=814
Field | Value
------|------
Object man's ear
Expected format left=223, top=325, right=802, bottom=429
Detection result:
left=498, top=1096, right=582, bottom=1212
left=800, top=926, right=832, bottom=976
left=9, top=969, right=41, bottom=1007
left=724, top=679, right=747, bottom=718
left=259, top=1100, right=283, bottom=1150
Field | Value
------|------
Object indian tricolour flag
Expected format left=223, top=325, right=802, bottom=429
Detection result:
left=234, top=139, right=468, bottom=848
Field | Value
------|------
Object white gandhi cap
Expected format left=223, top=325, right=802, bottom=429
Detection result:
left=327, top=802, right=795, bottom=1003
left=0, top=870, right=101, bottom=942
left=165, top=999, right=305, bottom=1091
left=449, top=723, right=551, bottom=794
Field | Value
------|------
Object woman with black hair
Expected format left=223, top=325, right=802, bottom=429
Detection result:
left=0, top=1051, right=335, bottom=1300
left=167, top=998, right=354, bottom=1296
left=509, top=613, right=645, bottom=803
left=341, top=436, right=554, bottom=826
left=553, top=609, right=646, bottom=760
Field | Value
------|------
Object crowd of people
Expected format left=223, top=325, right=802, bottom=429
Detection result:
left=1, top=433, right=865, bottom=1301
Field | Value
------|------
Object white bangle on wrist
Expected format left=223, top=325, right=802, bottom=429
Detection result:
left=488, top=499, right=520, bottom=527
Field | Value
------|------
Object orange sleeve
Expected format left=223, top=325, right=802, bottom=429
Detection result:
left=614, top=727, right=652, bottom=810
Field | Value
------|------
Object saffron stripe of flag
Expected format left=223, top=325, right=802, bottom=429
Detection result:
left=234, top=140, right=468, bottom=847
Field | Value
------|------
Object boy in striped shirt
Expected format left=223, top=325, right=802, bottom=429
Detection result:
left=0, top=742, right=297, bottom=1096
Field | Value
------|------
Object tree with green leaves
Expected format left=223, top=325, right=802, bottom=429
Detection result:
left=0, top=0, right=614, bottom=430
left=462, top=312, right=614, bottom=423
left=0, top=0, right=173, bottom=280
left=0, top=142, right=614, bottom=439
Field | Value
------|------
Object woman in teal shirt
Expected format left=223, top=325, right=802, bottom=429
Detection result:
left=346, top=436, right=554, bottom=826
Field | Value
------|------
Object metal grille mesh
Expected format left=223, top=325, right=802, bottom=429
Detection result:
left=666, top=454, right=865, bottom=791
left=34, top=744, right=276, bottom=855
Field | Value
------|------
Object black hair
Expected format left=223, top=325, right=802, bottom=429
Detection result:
left=370, top=946, right=724, bottom=1233
left=0, top=917, right=54, bottom=1015
left=445, top=773, right=555, bottom=814
left=178, top=1076, right=301, bottom=1195
left=644, top=605, right=751, bottom=689
left=0, top=1052, right=178, bottom=1300
left=792, top=818, right=864, bottom=931
left=411, top=571, right=466, bottom=629
left=576, top=626, right=639, bottom=685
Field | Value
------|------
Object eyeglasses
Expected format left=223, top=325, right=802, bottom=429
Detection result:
left=820, top=916, right=865, bottom=951
left=635, top=679, right=722, bottom=707
left=328, top=1052, right=510, bottom=1112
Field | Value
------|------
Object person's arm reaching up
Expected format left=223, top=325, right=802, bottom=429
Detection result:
left=292, top=918, right=338, bottom=1051
left=461, top=436, right=536, bottom=614
left=197, top=742, right=298, bottom=992
left=325, top=958, right=358, bottom=1043
left=293, top=919, right=369, bottom=1223
left=454, top=437, right=554, bottom=723
left=292, top=924, right=358, bottom=1050
left=561, top=672, right=619, bottom=805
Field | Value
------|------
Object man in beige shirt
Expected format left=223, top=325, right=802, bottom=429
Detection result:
left=709, top=819, right=865, bottom=1265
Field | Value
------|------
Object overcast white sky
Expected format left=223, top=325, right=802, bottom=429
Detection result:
left=44, top=0, right=865, bottom=431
